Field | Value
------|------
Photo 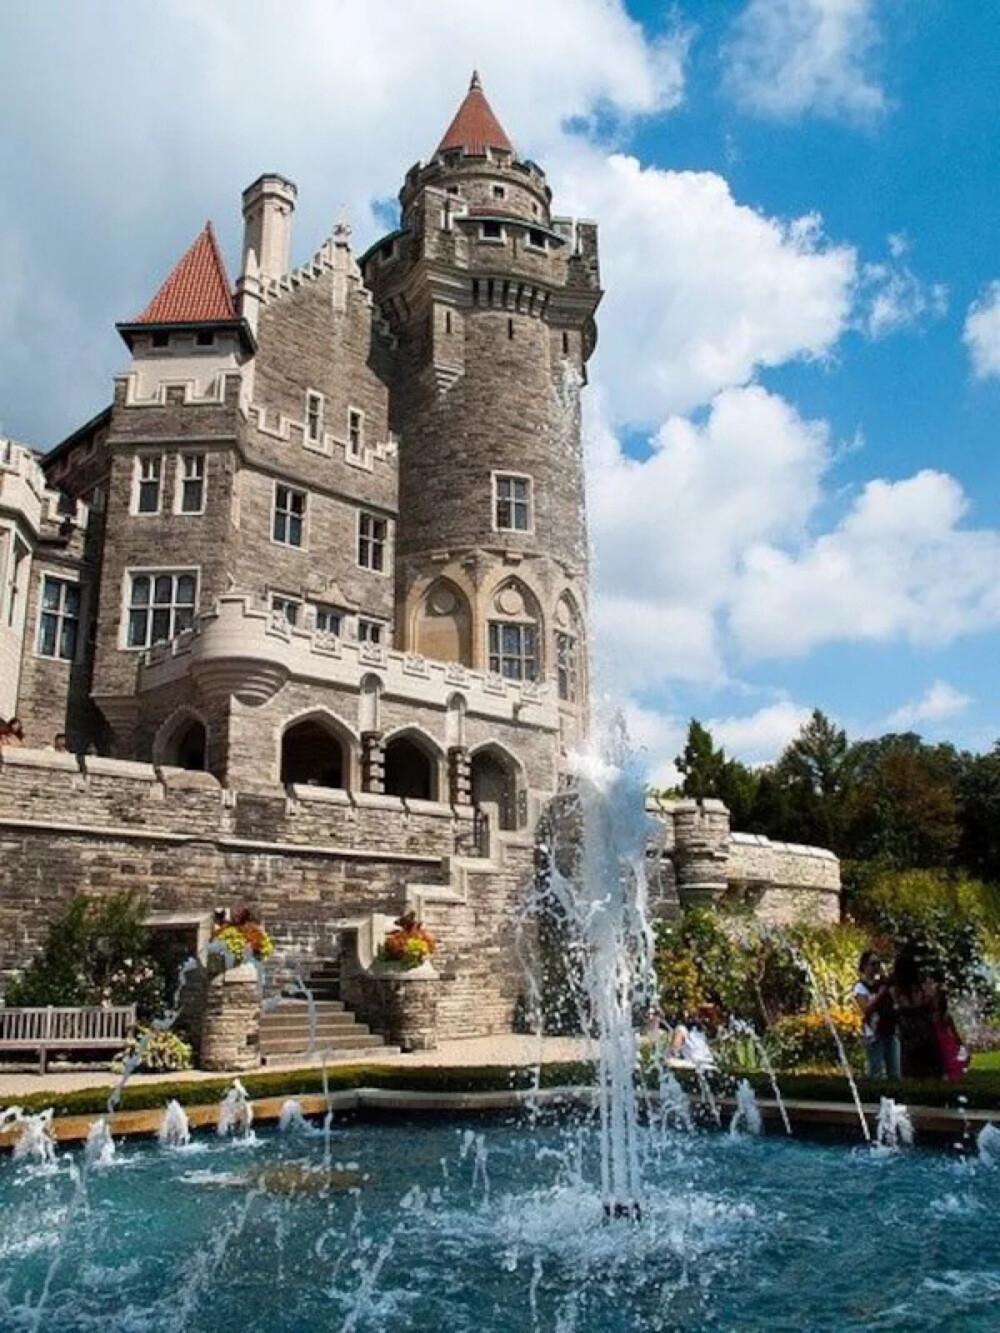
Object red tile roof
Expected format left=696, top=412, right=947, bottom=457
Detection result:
left=134, top=222, right=237, bottom=325
left=437, top=71, right=514, bottom=158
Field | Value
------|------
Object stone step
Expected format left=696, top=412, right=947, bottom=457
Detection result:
left=268, top=999, right=345, bottom=1014
left=260, top=1015, right=360, bottom=1036
left=262, top=1043, right=400, bottom=1067
left=259, top=1030, right=377, bottom=1056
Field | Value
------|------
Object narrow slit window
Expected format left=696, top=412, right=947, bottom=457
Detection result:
left=348, top=409, right=363, bottom=456
left=306, top=391, right=324, bottom=444
left=178, top=453, right=205, bottom=513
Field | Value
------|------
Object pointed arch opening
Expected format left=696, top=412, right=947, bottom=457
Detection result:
left=487, top=576, right=543, bottom=682
left=470, top=743, right=522, bottom=831
left=155, top=709, right=207, bottom=771
left=383, top=728, right=443, bottom=802
left=414, top=577, right=472, bottom=667
left=280, top=712, right=354, bottom=790
left=554, top=591, right=584, bottom=705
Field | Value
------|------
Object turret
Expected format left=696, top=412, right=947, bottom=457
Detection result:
left=360, top=73, right=601, bottom=748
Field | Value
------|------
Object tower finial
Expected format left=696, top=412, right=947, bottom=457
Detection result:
left=470, top=69, right=482, bottom=90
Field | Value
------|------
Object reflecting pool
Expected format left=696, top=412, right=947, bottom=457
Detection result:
left=3, top=1113, right=1000, bottom=1331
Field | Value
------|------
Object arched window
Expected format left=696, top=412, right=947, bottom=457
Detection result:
left=487, top=578, right=543, bottom=682
left=281, top=717, right=348, bottom=789
left=554, top=593, right=584, bottom=704
left=470, top=746, right=520, bottom=830
left=414, top=579, right=472, bottom=666
left=384, top=733, right=439, bottom=802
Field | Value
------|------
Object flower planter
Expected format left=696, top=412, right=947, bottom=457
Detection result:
left=200, top=961, right=262, bottom=1072
left=359, top=962, right=440, bottom=1052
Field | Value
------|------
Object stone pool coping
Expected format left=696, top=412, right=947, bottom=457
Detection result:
left=1, top=1085, right=995, bottom=1151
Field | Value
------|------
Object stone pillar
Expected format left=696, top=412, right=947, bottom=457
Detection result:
left=672, top=798, right=731, bottom=910
left=343, top=963, right=441, bottom=1051
left=448, top=745, right=471, bottom=806
left=200, top=961, right=262, bottom=1071
left=362, top=730, right=385, bottom=794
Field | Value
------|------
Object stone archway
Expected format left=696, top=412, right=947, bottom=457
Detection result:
left=384, top=732, right=439, bottom=802
left=470, top=745, right=520, bottom=830
left=156, top=710, right=207, bottom=771
left=280, top=717, right=349, bottom=789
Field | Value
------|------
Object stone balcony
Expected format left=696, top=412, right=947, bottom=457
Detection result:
left=138, top=592, right=561, bottom=728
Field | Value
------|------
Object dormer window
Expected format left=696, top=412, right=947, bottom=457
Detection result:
left=151, top=331, right=169, bottom=349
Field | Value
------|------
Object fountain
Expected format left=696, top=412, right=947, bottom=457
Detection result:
left=218, top=1079, right=254, bottom=1139
left=875, top=1097, right=915, bottom=1151
left=159, top=1099, right=192, bottom=1148
left=83, top=1117, right=115, bottom=1168
left=6, top=1108, right=57, bottom=1167
left=729, top=1080, right=763, bottom=1138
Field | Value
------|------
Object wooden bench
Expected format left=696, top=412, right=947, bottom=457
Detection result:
left=0, top=1005, right=136, bottom=1073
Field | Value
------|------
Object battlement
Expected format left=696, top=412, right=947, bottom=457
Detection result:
left=0, top=436, right=91, bottom=536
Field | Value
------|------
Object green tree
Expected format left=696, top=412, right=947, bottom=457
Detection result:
left=768, top=709, right=850, bottom=849
left=957, top=742, right=1000, bottom=884
left=675, top=720, right=725, bottom=801
left=845, top=733, right=959, bottom=869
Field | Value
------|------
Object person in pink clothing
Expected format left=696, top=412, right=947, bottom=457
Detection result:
left=933, top=990, right=969, bottom=1082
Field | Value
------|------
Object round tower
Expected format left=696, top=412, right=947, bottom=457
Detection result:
left=360, top=73, right=601, bottom=742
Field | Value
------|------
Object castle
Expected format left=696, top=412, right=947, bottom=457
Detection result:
left=0, top=77, right=839, bottom=1052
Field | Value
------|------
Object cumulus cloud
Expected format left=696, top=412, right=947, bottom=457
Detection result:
left=963, top=281, right=1000, bottom=379
left=559, top=152, right=856, bottom=424
left=857, top=236, right=948, bottom=339
left=0, top=0, right=687, bottom=443
left=731, top=471, right=1000, bottom=658
left=886, top=680, right=973, bottom=731
left=590, top=384, right=832, bottom=688
left=710, top=700, right=813, bottom=764
left=722, top=0, right=886, bottom=121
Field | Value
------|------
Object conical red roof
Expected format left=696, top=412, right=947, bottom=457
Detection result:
left=134, top=222, right=237, bottom=324
left=437, top=71, right=514, bottom=158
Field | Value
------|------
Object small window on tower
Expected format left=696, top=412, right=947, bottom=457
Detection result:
left=527, top=229, right=547, bottom=250
left=481, top=221, right=503, bottom=241
left=492, top=184, right=506, bottom=200
left=357, top=618, right=384, bottom=646
left=357, top=511, right=387, bottom=571
left=562, top=331, right=570, bottom=356
left=494, top=474, right=532, bottom=532
left=348, top=408, right=364, bottom=456
left=195, top=330, right=215, bottom=347
left=306, top=391, right=324, bottom=444
left=134, top=455, right=163, bottom=515
left=446, top=185, right=460, bottom=196
left=151, top=331, right=169, bottom=349
left=444, top=310, right=453, bottom=334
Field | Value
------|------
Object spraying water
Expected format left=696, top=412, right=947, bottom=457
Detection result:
left=875, top=1098, right=914, bottom=1150
left=730, top=1016, right=791, bottom=1136
left=729, top=1080, right=763, bottom=1138
left=543, top=718, right=657, bottom=1220
left=84, top=1117, right=116, bottom=1168
left=278, top=1099, right=320, bottom=1135
left=8, top=1108, right=57, bottom=1167
left=794, top=951, right=871, bottom=1144
left=976, top=1122, right=1000, bottom=1163
left=218, top=1079, right=254, bottom=1138
left=159, top=1100, right=191, bottom=1148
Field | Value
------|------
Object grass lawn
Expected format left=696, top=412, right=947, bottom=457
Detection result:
left=971, top=1051, right=1000, bottom=1072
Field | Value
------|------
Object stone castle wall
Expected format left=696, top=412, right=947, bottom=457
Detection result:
left=0, top=747, right=534, bottom=1043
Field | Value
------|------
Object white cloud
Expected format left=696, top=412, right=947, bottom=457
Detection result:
left=963, top=281, right=1000, bottom=379
left=559, top=151, right=856, bottom=424
left=710, top=701, right=813, bottom=764
left=858, top=239, right=948, bottom=339
left=723, top=0, right=886, bottom=121
left=732, top=471, right=1000, bottom=658
left=0, top=0, right=687, bottom=443
left=590, top=384, right=832, bottom=689
left=886, top=680, right=973, bottom=731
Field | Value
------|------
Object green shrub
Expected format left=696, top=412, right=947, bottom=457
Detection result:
left=852, top=868, right=994, bottom=999
left=5, top=893, right=166, bottom=1020
left=113, top=1027, right=192, bottom=1074
left=765, top=1006, right=865, bottom=1073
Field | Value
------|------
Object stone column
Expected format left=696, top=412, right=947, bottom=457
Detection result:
left=448, top=745, right=471, bottom=806
left=200, top=961, right=262, bottom=1071
left=361, top=730, right=385, bottom=794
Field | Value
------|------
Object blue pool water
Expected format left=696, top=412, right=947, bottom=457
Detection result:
left=2, top=1112, right=1000, bottom=1332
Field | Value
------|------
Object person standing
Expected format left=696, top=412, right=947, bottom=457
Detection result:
left=891, top=948, right=943, bottom=1079
left=854, top=951, right=901, bottom=1079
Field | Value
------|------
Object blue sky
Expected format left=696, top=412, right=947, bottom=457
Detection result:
left=0, top=0, right=997, bottom=777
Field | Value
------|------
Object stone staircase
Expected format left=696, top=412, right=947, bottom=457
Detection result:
left=259, top=960, right=396, bottom=1065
